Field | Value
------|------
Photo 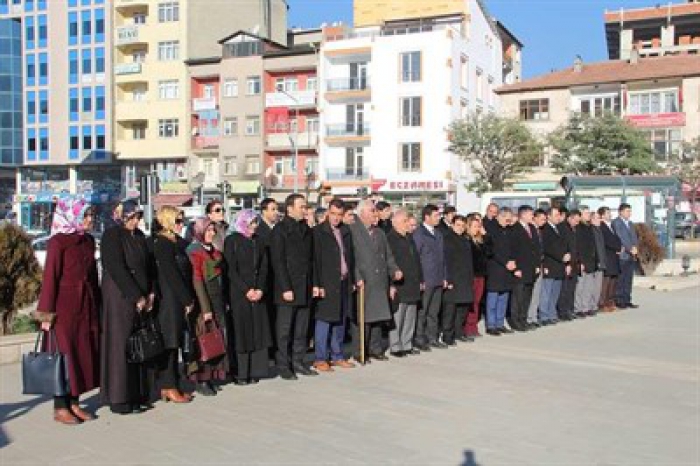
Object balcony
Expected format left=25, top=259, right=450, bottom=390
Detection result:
left=115, top=62, right=142, bottom=76
left=115, top=0, right=149, bottom=11
left=116, top=25, right=145, bottom=46
left=324, top=124, right=371, bottom=147
left=324, top=78, right=371, bottom=102
left=325, top=168, right=370, bottom=181
left=115, top=101, right=149, bottom=121
left=192, top=97, right=218, bottom=112
left=265, top=132, right=319, bottom=152
left=192, top=136, right=220, bottom=150
left=265, top=90, right=317, bottom=109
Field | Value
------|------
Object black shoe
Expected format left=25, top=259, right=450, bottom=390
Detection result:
left=616, top=303, right=628, bottom=309
left=559, top=315, right=573, bottom=321
left=528, top=323, right=539, bottom=329
left=196, top=382, right=217, bottom=396
left=390, top=351, right=406, bottom=358
left=416, top=344, right=431, bottom=352
left=110, top=403, right=133, bottom=415
left=407, top=348, right=421, bottom=355
left=626, top=303, right=639, bottom=309
left=279, top=368, right=298, bottom=380
left=250, top=378, right=260, bottom=384
left=444, top=340, right=457, bottom=347
left=293, top=364, right=318, bottom=376
left=456, top=335, right=471, bottom=343
left=498, top=327, right=514, bottom=334
left=486, top=329, right=501, bottom=336
left=429, top=341, right=448, bottom=349
left=371, top=353, right=389, bottom=361
left=234, top=379, right=249, bottom=386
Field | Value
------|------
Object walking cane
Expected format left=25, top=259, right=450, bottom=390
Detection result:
left=359, top=285, right=366, bottom=365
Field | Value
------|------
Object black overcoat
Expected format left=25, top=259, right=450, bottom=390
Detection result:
left=542, top=223, right=568, bottom=280
left=576, top=223, right=598, bottom=273
left=509, top=222, right=540, bottom=284
left=486, top=224, right=514, bottom=292
left=312, top=222, right=356, bottom=323
left=601, top=222, right=622, bottom=277
left=386, top=230, right=423, bottom=304
left=443, top=229, right=474, bottom=304
left=270, top=216, right=313, bottom=306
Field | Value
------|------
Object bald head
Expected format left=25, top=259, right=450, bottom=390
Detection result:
left=391, top=208, right=409, bottom=236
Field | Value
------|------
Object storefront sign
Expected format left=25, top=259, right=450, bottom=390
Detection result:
left=627, top=113, right=686, bottom=128
left=377, top=179, right=450, bottom=193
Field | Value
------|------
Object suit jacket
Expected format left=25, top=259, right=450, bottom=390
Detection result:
left=509, top=222, right=540, bottom=285
left=348, top=220, right=399, bottom=323
left=312, top=222, right=355, bottom=323
left=269, top=216, right=313, bottom=306
left=386, top=230, right=423, bottom=304
left=443, top=229, right=474, bottom=304
left=559, top=222, right=578, bottom=272
left=576, top=223, right=598, bottom=273
left=601, top=221, right=622, bottom=277
left=486, top=223, right=514, bottom=292
left=611, top=217, right=638, bottom=261
left=255, top=220, right=275, bottom=294
left=541, top=223, right=568, bottom=280
left=412, top=224, right=447, bottom=288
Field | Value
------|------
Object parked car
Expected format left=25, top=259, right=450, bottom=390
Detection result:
left=675, top=212, right=700, bottom=240
left=32, top=235, right=101, bottom=270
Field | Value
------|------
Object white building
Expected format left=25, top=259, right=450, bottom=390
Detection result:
left=318, top=2, right=514, bottom=212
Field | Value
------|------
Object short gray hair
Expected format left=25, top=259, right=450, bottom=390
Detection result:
left=357, top=199, right=375, bottom=216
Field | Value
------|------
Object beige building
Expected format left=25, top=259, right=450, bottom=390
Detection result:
left=112, top=0, right=287, bottom=201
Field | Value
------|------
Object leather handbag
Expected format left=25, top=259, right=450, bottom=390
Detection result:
left=22, top=330, right=70, bottom=397
left=127, top=312, right=164, bottom=364
left=197, top=320, right=226, bottom=362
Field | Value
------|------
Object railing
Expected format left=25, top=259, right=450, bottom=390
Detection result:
left=325, top=168, right=370, bottom=181
left=192, top=136, right=219, bottom=149
left=265, top=90, right=317, bottom=108
left=325, top=124, right=371, bottom=137
left=115, top=62, right=143, bottom=76
left=326, top=77, right=371, bottom=92
left=116, top=25, right=140, bottom=45
left=192, top=97, right=218, bottom=112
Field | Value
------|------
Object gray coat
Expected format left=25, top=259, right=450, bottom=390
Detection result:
left=348, top=220, right=400, bottom=323
left=611, top=217, right=638, bottom=261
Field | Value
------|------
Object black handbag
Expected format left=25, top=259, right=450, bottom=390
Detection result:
left=22, top=330, right=70, bottom=397
left=181, top=318, right=198, bottom=364
left=127, top=311, right=164, bottom=364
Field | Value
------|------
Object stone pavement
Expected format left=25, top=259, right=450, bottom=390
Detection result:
left=1, top=288, right=698, bottom=466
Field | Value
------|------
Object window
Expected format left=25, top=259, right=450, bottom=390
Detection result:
left=223, top=157, right=237, bottom=176
left=27, top=129, right=37, bottom=161
left=460, top=55, right=469, bottom=89
left=81, top=48, right=92, bottom=75
left=246, top=155, right=260, bottom=175
left=69, top=88, right=78, bottom=121
left=81, top=10, right=91, bottom=44
left=39, top=128, right=48, bottom=160
left=95, top=8, right=105, bottom=43
left=223, top=79, right=238, bottom=97
left=306, top=77, right=317, bottom=91
left=158, top=80, right=179, bottom=99
left=203, top=84, right=215, bottom=99
left=26, top=54, right=36, bottom=86
left=247, top=76, right=261, bottom=95
left=519, top=99, right=550, bottom=121
left=27, top=91, right=36, bottom=124
left=275, top=77, right=298, bottom=92
left=245, top=116, right=260, bottom=135
left=158, top=41, right=179, bottom=61
left=203, top=158, right=214, bottom=177
left=133, top=13, right=146, bottom=25
left=132, top=49, right=146, bottom=63
left=82, top=87, right=92, bottom=113
left=133, top=86, right=146, bottom=101
left=579, top=95, right=621, bottom=117
left=158, top=119, right=179, bottom=138
left=628, top=90, right=679, bottom=115
left=475, top=68, right=483, bottom=101
left=274, top=158, right=285, bottom=176
left=38, top=90, right=48, bottom=123
left=223, top=118, right=238, bottom=136
left=400, top=51, right=421, bottom=82
left=345, top=147, right=364, bottom=176
left=26, top=16, right=35, bottom=49
left=82, top=125, right=92, bottom=151
left=37, top=14, right=47, bottom=48
left=306, top=117, right=319, bottom=134
left=95, top=47, right=105, bottom=74
left=38, top=52, right=48, bottom=85
left=68, top=12, right=78, bottom=45
left=645, top=128, right=683, bottom=161
left=96, top=125, right=106, bottom=151
left=400, top=97, right=421, bottom=127
left=95, top=86, right=105, bottom=119
left=400, top=143, right=421, bottom=172
left=158, top=1, right=179, bottom=22
left=69, top=126, right=79, bottom=160
left=69, top=50, right=78, bottom=84
left=133, top=124, right=146, bottom=140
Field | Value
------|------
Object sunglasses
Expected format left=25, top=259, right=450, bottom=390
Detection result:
left=175, top=218, right=184, bottom=225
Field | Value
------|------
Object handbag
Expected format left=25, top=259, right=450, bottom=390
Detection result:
left=22, top=330, right=70, bottom=397
left=127, top=311, right=165, bottom=364
left=197, top=320, right=226, bottom=362
left=181, top=317, right=199, bottom=364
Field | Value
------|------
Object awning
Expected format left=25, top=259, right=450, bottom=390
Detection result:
left=152, top=193, right=193, bottom=209
left=229, top=181, right=260, bottom=195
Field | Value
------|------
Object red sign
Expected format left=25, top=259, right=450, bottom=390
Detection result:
left=627, top=113, right=686, bottom=128
left=266, top=107, right=290, bottom=133
left=378, top=179, right=449, bottom=192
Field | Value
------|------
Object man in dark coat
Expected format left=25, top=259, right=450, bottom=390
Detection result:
left=612, top=203, right=639, bottom=309
left=508, top=205, right=540, bottom=332
left=376, top=201, right=393, bottom=233
left=437, top=205, right=457, bottom=234
left=574, top=206, right=599, bottom=317
left=599, top=206, right=623, bottom=311
left=348, top=199, right=402, bottom=362
left=483, top=202, right=499, bottom=236
left=527, top=208, right=547, bottom=327
left=312, top=199, right=357, bottom=371
left=257, top=198, right=279, bottom=356
left=485, top=207, right=516, bottom=336
left=412, top=204, right=448, bottom=350
left=386, top=209, right=423, bottom=357
left=539, top=206, right=570, bottom=325
left=557, top=208, right=580, bottom=321
left=442, top=215, right=474, bottom=345
left=270, top=194, right=315, bottom=380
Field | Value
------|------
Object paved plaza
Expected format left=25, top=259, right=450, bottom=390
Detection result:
left=1, top=287, right=698, bottom=465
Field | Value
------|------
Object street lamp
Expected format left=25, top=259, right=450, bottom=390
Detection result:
left=279, top=89, right=300, bottom=194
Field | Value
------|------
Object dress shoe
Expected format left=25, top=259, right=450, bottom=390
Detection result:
left=109, top=403, right=132, bottom=415
left=498, top=327, right=514, bottom=334
left=371, top=353, right=389, bottom=361
left=160, top=389, right=192, bottom=403
left=457, top=335, right=471, bottom=343
left=528, top=323, right=539, bottom=329
left=486, top=329, right=501, bottom=336
left=234, top=379, right=250, bottom=386
left=54, top=408, right=80, bottom=425
left=626, top=303, right=639, bottom=309
left=444, top=340, right=457, bottom=347
left=406, top=348, right=421, bottom=355
left=293, top=364, right=319, bottom=376
left=429, top=341, right=448, bottom=349
left=279, top=368, right=298, bottom=380
left=70, top=404, right=96, bottom=421
left=390, top=351, right=406, bottom=358
left=331, top=359, right=356, bottom=368
left=196, top=382, right=217, bottom=396
left=250, top=378, right=260, bottom=384
left=559, top=315, right=573, bottom=322
left=313, top=361, right=334, bottom=372
left=616, top=303, right=628, bottom=309
left=416, top=344, right=431, bottom=352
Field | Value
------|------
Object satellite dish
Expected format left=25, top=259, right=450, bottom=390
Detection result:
left=188, top=172, right=206, bottom=192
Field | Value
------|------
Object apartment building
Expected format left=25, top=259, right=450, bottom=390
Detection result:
left=319, top=0, right=512, bottom=211
left=113, top=0, right=287, bottom=205
left=496, top=55, right=700, bottom=170
left=1, top=0, right=117, bottom=231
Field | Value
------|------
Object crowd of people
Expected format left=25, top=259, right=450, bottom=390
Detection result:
left=33, top=194, right=640, bottom=425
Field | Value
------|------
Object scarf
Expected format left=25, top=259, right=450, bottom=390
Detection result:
left=50, top=198, right=90, bottom=236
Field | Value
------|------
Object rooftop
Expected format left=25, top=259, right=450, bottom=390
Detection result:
left=496, top=55, right=700, bottom=94
left=604, top=2, right=700, bottom=23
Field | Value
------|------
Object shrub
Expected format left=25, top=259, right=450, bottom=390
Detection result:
left=634, top=223, right=665, bottom=276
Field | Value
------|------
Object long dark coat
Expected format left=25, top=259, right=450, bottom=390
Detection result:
left=35, top=233, right=100, bottom=397
left=542, top=223, right=568, bottom=280
left=486, top=224, right=514, bottom=292
left=509, top=222, right=540, bottom=285
left=443, top=229, right=474, bottom=304
left=270, top=216, right=313, bottom=306
left=348, top=220, right=400, bottom=323
left=312, top=222, right=355, bottom=323
left=560, top=222, right=578, bottom=271
left=223, top=232, right=272, bottom=354
left=470, top=237, right=489, bottom=277
left=100, top=226, right=152, bottom=405
left=601, top=221, right=622, bottom=277
left=576, top=223, right=598, bottom=273
left=386, top=230, right=423, bottom=305
left=150, top=234, right=193, bottom=349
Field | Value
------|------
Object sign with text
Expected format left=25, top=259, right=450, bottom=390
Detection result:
left=627, top=113, right=686, bottom=128
left=377, top=179, right=450, bottom=192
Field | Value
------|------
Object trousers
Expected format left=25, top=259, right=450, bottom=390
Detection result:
left=575, top=271, right=602, bottom=313
left=486, top=291, right=509, bottom=329
left=509, top=282, right=533, bottom=329
left=389, top=303, right=417, bottom=352
left=616, top=259, right=636, bottom=305
left=464, top=277, right=485, bottom=336
left=442, top=303, right=468, bottom=343
left=527, top=274, right=542, bottom=324
left=275, top=305, right=310, bottom=369
left=539, top=278, right=562, bottom=322
left=416, top=287, right=443, bottom=345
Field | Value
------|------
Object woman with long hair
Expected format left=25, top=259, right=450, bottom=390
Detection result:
left=186, top=217, right=230, bottom=396
left=34, top=199, right=100, bottom=425
left=463, top=214, right=488, bottom=339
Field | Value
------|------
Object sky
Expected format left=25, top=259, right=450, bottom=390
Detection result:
left=287, top=0, right=669, bottom=79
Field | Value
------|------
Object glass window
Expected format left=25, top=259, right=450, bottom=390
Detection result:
left=95, top=86, right=105, bottom=119
left=223, top=157, right=237, bottom=176
left=69, top=126, right=79, bottom=160
left=96, top=125, right=106, bottom=151
left=400, top=97, right=421, bottom=127
left=69, top=50, right=78, bottom=84
left=81, top=10, right=91, bottom=44
left=82, top=87, right=92, bottom=113
left=39, top=127, right=48, bottom=160
left=158, top=41, right=180, bottom=61
left=223, top=118, right=237, bottom=136
left=95, top=8, right=105, bottom=43
left=69, top=87, right=79, bottom=121
left=158, top=80, right=179, bottom=99
left=37, top=14, right=47, bottom=48
left=95, top=47, right=105, bottom=74
left=628, top=90, right=679, bottom=115
left=245, top=155, right=260, bottom=175
left=26, top=54, right=35, bottom=86
left=223, top=79, right=238, bottom=97
left=400, top=143, right=421, bottom=172
left=519, top=99, right=549, bottom=121
left=158, top=2, right=180, bottom=22
left=38, top=90, right=48, bottom=123
left=400, top=51, right=421, bottom=82
left=245, top=115, right=260, bottom=135
left=25, top=16, right=35, bottom=49
left=132, top=124, right=146, bottom=140
left=26, top=91, right=36, bottom=124
left=134, top=13, right=146, bottom=25
left=38, top=52, right=48, bottom=85
left=82, top=125, right=92, bottom=151
left=158, top=119, right=179, bottom=138
left=247, top=76, right=261, bottom=95
left=81, top=48, right=91, bottom=75
left=68, top=12, right=78, bottom=46
left=27, top=128, right=36, bottom=161
left=306, top=77, right=317, bottom=91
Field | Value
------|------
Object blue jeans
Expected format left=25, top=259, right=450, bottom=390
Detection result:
left=486, top=291, right=509, bottom=329
left=539, top=278, right=562, bottom=322
left=314, top=281, right=348, bottom=362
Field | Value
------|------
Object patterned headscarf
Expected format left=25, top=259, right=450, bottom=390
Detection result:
left=50, top=198, right=90, bottom=236
left=192, top=216, right=215, bottom=244
left=231, top=209, right=259, bottom=239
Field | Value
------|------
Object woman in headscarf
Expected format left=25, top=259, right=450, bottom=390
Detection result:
left=34, top=198, right=100, bottom=425
left=100, top=200, right=154, bottom=415
left=186, top=217, right=229, bottom=396
left=149, top=206, right=193, bottom=403
left=223, top=210, right=271, bottom=385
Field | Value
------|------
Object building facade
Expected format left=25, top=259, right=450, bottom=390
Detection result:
left=1, top=0, right=117, bottom=231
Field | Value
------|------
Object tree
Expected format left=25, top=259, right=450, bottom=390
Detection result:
left=668, top=137, right=700, bottom=237
left=448, top=114, right=541, bottom=194
left=0, top=223, right=42, bottom=335
left=548, top=113, right=658, bottom=175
